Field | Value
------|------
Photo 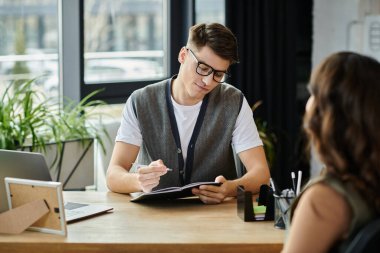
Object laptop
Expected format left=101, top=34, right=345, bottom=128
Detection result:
left=0, top=149, right=113, bottom=223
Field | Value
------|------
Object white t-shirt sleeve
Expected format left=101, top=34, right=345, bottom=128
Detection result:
left=115, top=97, right=142, bottom=146
left=232, top=97, right=263, bottom=153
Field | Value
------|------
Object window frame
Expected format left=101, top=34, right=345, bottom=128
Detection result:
left=75, top=0, right=194, bottom=104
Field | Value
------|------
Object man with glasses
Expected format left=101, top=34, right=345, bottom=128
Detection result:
left=107, top=23, right=270, bottom=204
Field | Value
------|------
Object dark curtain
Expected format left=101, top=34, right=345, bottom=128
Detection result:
left=226, top=0, right=299, bottom=189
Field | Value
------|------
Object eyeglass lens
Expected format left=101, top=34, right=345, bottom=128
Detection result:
left=196, top=63, right=226, bottom=82
left=187, top=48, right=228, bottom=83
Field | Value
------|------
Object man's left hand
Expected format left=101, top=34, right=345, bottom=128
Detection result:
left=191, top=176, right=236, bottom=204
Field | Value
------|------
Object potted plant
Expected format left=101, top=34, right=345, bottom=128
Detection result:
left=233, top=100, right=277, bottom=177
left=251, top=100, right=276, bottom=169
left=0, top=78, right=110, bottom=190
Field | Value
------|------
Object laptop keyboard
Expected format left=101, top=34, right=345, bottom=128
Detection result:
left=63, top=201, right=112, bottom=222
left=64, top=202, right=88, bottom=210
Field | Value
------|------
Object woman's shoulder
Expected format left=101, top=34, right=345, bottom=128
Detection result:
left=302, top=182, right=348, bottom=206
left=298, top=182, right=351, bottom=231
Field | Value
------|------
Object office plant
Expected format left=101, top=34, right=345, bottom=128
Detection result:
left=0, top=78, right=108, bottom=152
left=251, top=101, right=277, bottom=169
left=0, top=78, right=110, bottom=189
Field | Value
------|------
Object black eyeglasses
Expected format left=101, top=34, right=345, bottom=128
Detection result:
left=187, top=48, right=230, bottom=83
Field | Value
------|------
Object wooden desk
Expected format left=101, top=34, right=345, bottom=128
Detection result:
left=0, top=191, right=284, bottom=253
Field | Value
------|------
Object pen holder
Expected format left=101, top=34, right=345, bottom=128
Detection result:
left=237, top=185, right=274, bottom=222
left=274, top=194, right=294, bottom=229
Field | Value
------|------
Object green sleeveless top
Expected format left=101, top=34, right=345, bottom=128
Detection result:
left=290, top=174, right=376, bottom=252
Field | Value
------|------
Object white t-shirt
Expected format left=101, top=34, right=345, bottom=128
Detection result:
left=116, top=95, right=263, bottom=161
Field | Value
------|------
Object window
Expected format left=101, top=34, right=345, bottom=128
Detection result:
left=0, top=0, right=59, bottom=99
left=81, top=0, right=167, bottom=102
left=84, top=0, right=166, bottom=84
left=0, top=1, right=225, bottom=104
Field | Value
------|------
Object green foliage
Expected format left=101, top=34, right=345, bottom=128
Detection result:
left=0, top=79, right=110, bottom=154
left=252, top=101, right=277, bottom=169
left=0, top=79, right=50, bottom=150
left=51, top=90, right=110, bottom=154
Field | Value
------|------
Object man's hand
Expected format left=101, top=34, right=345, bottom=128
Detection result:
left=191, top=176, right=237, bottom=204
left=136, top=160, right=168, bottom=192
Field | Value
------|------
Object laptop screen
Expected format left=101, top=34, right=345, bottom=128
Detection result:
left=0, top=149, right=52, bottom=212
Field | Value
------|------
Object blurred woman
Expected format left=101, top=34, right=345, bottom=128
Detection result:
left=282, top=52, right=380, bottom=253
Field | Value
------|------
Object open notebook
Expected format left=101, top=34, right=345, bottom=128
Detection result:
left=0, top=149, right=112, bottom=222
left=130, top=181, right=221, bottom=202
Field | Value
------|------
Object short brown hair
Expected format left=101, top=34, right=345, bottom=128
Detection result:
left=304, top=51, right=380, bottom=213
left=186, top=23, right=239, bottom=65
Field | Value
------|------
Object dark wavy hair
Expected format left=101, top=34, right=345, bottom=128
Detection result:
left=186, top=23, right=239, bottom=64
left=304, top=51, right=380, bottom=213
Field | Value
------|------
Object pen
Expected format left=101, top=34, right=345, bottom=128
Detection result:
left=291, top=172, right=296, bottom=192
left=296, top=170, right=302, bottom=196
left=132, top=163, right=173, bottom=172
left=270, top=177, right=279, bottom=195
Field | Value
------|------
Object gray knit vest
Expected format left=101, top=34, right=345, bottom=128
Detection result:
left=130, top=77, right=243, bottom=189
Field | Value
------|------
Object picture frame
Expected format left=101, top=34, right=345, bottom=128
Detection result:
left=5, top=177, right=67, bottom=236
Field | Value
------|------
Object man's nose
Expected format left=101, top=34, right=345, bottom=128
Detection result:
left=201, top=73, right=214, bottom=85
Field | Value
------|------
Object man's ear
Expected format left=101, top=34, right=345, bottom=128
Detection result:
left=178, top=47, right=187, bottom=64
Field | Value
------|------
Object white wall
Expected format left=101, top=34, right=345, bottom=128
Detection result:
left=313, top=0, right=380, bottom=68
left=313, top=0, right=360, bottom=67
left=311, top=0, right=380, bottom=177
